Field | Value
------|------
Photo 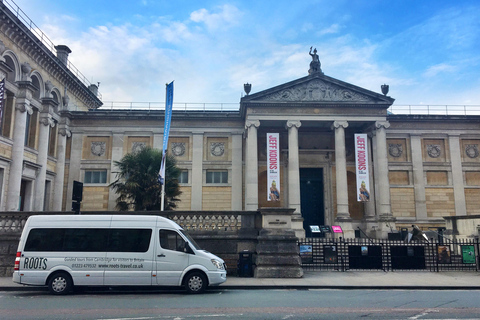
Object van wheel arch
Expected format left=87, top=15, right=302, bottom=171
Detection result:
left=47, top=271, right=74, bottom=295
left=183, top=270, right=208, bottom=294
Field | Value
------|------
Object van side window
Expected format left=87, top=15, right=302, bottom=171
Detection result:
left=24, top=228, right=151, bottom=252
left=159, top=230, right=186, bottom=252
left=107, top=229, right=152, bottom=253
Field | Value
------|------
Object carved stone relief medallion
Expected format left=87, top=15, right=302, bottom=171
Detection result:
left=132, top=142, right=146, bottom=153
left=465, top=144, right=479, bottom=159
left=427, top=144, right=441, bottom=158
left=171, top=142, right=186, bottom=157
left=211, top=142, right=225, bottom=157
left=389, top=144, right=403, bottom=158
left=91, top=141, right=106, bottom=157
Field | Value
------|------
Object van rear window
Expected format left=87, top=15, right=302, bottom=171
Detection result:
left=24, top=228, right=152, bottom=253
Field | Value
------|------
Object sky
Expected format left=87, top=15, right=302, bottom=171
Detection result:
left=10, top=0, right=480, bottom=107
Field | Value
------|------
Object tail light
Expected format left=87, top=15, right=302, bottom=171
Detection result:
left=14, top=252, right=21, bottom=271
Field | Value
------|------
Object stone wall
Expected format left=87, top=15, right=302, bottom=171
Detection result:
left=0, top=211, right=261, bottom=277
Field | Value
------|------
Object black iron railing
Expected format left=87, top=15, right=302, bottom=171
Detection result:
left=298, top=237, right=479, bottom=272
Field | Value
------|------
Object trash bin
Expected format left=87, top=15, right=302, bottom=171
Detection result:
left=237, top=251, right=254, bottom=277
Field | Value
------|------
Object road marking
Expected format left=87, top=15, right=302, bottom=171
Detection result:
left=98, top=314, right=244, bottom=320
left=408, top=309, right=439, bottom=319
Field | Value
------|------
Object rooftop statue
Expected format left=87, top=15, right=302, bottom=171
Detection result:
left=308, top=47, right=322, bottom=75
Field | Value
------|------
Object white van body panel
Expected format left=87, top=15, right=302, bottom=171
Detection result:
left=12, top=215, right=227, bottom=291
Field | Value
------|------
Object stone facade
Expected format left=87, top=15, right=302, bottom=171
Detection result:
left=1, top=1, right=480, bottom=240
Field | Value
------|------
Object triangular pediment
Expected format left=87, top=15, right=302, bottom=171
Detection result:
left=241, top=74, right=394, bottom=105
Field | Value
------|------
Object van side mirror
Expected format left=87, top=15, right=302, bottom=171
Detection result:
left=184, top=242, right=194, bottom=254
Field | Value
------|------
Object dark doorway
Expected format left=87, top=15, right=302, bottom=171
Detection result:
left=300, top=168, right=324, bottom=237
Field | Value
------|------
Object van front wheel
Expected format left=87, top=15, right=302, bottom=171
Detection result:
left=48, top=272, right=73, bottom=295
left=184, top=272, right=207, bottom=294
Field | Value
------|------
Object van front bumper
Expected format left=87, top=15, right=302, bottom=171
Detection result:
left=208, top=270, right=227, bottom=286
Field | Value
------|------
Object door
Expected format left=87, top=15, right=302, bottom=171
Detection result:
left=156, top=229, right=190, bottom=286
left=300, top=168, right=324, bottom=237
left=103, top=228, right=154, bottom=286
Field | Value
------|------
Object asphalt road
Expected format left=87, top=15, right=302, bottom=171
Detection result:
left=1, top=288, right=480, bottom=320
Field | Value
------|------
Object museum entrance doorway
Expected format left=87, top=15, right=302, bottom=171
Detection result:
left=300, top=168, right=324, bottom=237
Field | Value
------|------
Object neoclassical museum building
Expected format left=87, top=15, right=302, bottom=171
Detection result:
left=1, top=0, right=480, bottom=238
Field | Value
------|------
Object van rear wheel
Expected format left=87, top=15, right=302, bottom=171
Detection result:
left=184, top=272, right=207, bottom=294
left=48, top=272, right=73, bottom=295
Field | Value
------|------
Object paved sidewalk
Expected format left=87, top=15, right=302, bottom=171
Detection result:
left=2, top=271, right=480, bottom=291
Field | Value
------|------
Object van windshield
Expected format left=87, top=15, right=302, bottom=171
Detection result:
left=180, top=230, right=201, bottom=250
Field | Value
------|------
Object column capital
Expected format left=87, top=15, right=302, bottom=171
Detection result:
left=375, top=120, right=390, bottom=129
left=286, top=120, right=301, bottom=129
left=245, top=119, right=260, bottom=129
left=39, top=114, right=55, bottom=127
left=15, top=101, right=33, bottom=114
left=332, top=120, right=348, bottom=130
left=58, top=127, right=72, bottom=137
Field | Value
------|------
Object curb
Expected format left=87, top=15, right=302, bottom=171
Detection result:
left=3, top=285, right=480, bottom=292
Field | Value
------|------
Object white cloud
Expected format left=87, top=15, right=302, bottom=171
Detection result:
left=423, top=63, right=457, bottom=77
left=190, top=5, right=242, bottom=31
left=318, top=24, right=342, bottom=36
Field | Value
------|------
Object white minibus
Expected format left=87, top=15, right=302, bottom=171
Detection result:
left=13, top=215, right=227, bottom=294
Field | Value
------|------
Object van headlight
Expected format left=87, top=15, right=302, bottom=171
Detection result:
left=211, top=259, right=225, bottom=270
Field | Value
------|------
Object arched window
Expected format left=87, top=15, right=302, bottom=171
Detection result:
left=4, top=56, right=17, bottom=82
left=31, top=75, right=41, bottom=100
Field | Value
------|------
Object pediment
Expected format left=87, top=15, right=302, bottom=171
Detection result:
left=242, top=74, right=393, bottom=105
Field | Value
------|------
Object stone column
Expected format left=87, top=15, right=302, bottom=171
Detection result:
left=231, top=133, right=243, bottom=210
left=449, top=134, right=466, bottom=216
left=245, top=120, right=260, bottom=211
left=191, top=132, right=203, bottom=210
left=33, top=113, right=55, bottom=211
left=286, top=120, right=301, bottom=214
left=332, top=120, right=350, bottom=219
left=108, top=133, right=125, bottom=210
left=52, top=124, right=71, bottom=211
left=364, top=133, right=376, bottom=219
left=6, top=91, right=33, bottom=211
left=373, top=121, right=395, bottom=238
left=374, top=121, right=392, bottom=217
left=410, top=134, right=427, bottom=220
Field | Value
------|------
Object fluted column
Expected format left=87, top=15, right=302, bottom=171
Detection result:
left=245, top=120, right=260, bottom=210
left=6, top=99, right=33, bottom=211
left=33, top=113, right=55, bottom=211
left=286, top=120, right=301, bottom=213
left=375, top=121, right=392, bottom=217
left=333, top=120, right=350, bottom=219
left=52, top=125, right=71, bottom=211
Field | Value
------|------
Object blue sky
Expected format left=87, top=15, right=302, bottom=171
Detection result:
left=11, top=0, right=480, bottom=106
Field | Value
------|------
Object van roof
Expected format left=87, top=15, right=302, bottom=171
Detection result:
left=26, top=215, right=182, bottom=229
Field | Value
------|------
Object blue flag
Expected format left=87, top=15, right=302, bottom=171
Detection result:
left=159, top=81, right=174, bottom=185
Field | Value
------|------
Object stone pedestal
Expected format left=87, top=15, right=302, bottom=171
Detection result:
left=334, top=218, right=356, bottom=239
left=254, top=208, right=303, bottom=278
left=373, top=216, right=397, bottom=239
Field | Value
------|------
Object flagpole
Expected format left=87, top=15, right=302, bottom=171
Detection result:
left=161, top=83, right=167, bottom=212
left=159, top=81, right=174, bottom=211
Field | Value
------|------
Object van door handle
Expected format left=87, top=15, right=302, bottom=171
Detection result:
left=157, top=254, right=165, bottom=257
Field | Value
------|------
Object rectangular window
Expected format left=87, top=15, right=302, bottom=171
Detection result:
left=24, top=110, right=37, bottom=149
left=206, top=170, right=228, bottom=184
left=85, top=170, right=107, bottom=184
left=179, top=170, right=188, bottom=184
left=48, top=125, right=57, bottom=157
left=24, top=228, right=152, bottom=253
